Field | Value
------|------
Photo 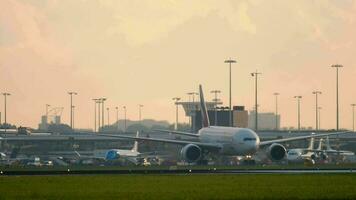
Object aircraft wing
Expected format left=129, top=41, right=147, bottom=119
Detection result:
left=154, top=129, right=199, bottom=137
left=98, top=134, right=222, bottom=150
left=259, top=131, right=350, bottom=146
left=321, top=150, right=353, bottom=154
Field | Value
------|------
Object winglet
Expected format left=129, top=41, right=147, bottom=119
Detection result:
left=317, top=138, right=323, bottom=150
left=132, top=131, right=139, bottom=152
left=326, top=136, right=332, bottom=151
left=199, top=85, right=210, bottom=128
left=308, top=137, right=315, bottom=150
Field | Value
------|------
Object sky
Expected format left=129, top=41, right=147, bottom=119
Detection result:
left=0, top=0, right=356, bottom=130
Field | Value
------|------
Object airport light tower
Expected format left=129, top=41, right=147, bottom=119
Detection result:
left=101, top=98, right=107, bottom=129
left=123, top=106, right=127, bottom=132
left=294, top=96, right=302, bottom=132
left=351, top=104, right=356, bottom=132
left=331, top=64, right=343, bottom=131
left=187, top=92, right=199, bottom=132
left=251, top=70, right=261, bottom=131
left=2, top=93, right=10, bottom=132
left=72, top=105, right=75, bottom=130
left=139, top=104, right=144, bottom=123
left=211, top=90, right=221, bottom=126
left=68, top=92, right=77, bottom=129
left=115, top=106, right=119, bottom=131
left=312, top=91, right=322, bottom=130
left=318, top=107, right=322, bottom=130
left=172, top=97, right=181, bottom=130
left=92, top=99, right=100, bottom=132
left=97, top=99, right=101, bottom=131
left=273, top=92, right=280, bottom=130
left=224, top=58, right=237, bottom=127
left=107, top=107, right=110, bottom=126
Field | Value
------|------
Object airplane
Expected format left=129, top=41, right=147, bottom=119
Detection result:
left=99, top=84, right=350, bottom=163
left=287, top=137, right=323, bottom=163
left=320, top=136, right=355, bottom=156
left=75, top=131, right=158, bottom=165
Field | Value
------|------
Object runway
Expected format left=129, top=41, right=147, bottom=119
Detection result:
left=1, top=168, right=355, bottom=176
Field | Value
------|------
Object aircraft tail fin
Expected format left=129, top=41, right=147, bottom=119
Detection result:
left=326, top=136, right=332, bottom=151
left=317, top=138, right=323, bottom=150
left=199, top=84, right=210, bottom=128
left=132, top=131, right=139, bottom=152
left=308, top=137, right=315, bottom=150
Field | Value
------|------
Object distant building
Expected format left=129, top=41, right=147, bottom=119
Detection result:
left=248, top=111, right=280, bottom=130
left=38, top=115, right=61, bottom=131
left=193, top=106, right=248, bottom=132
left=176, top=101, right=248, bottom=132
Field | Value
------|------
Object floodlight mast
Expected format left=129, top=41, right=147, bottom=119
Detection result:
left=224, top=58, right=236, bottom=127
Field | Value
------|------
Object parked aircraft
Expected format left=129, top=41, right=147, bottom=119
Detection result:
left=100, top=85, right=350, bottom=163
left=321, top=136, right=355, bottom=156
left=76, top=131, right=160, bottom=165
left=287, top=137, right=323, bottom=163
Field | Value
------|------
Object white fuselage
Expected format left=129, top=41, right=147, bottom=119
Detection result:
left=111, top=149, right=140, bottom=157
left=287, top=149, right=306, bottom=162
left=198, top=126, right=260, bottom=156
left=287, top=149, right=317, bottom=163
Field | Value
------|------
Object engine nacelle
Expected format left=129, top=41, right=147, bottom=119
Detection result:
left=310, top=153, right=318, bottom=160
left=105, top=150, right=120, bottom=160
left=267, top=143, right=287, bottom=161
left=320, top=153, right=328, bottom=160
left=180, top=144, right=202, bottom=163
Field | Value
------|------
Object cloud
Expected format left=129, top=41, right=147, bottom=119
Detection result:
left=102, top=0, right=257, bottom=46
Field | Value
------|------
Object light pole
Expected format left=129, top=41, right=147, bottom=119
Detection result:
left=225, top=58, right=236, bottom=127
left=172, top=97, right=181, bottom=130
left=68, top=92, right=77, bottom=128
left=107, top=107, right=110, bottom=126
left=72, top=105, right=75, bottom=130
left=92, top=99, right=99, bottom=132
left=273, top=93, right=280, bottom=130
left=2, top=93, right=10, bottom=132
left=187, top=92, right=199, bottom=132
left=211, top=90, right=221, bottom=126
left=331, top=64, right=343, bottom=131
left=251, top=70, right=261, bottom=131
left=115, top=106, right=119, bottom=131
left=186, top=93, right=192, bottom=128
left=312, top=91, right=322, bottom=130
left=101, top=98, right=107, bottom=128
left=294, top=96, right=302, bottom=132
left=123, top=106, right=127, bottom=132
left=139, top=104, right=144, bottom=122
left=318, top=107, right=322, bottom=130
left=351, top=104, right=356, bottom=132
left=97, top=99, right=101, bottom=132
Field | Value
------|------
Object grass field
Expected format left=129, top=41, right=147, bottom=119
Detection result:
left=1, top=174, right=356, bottom=200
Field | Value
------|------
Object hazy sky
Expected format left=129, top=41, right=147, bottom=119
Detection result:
left=1, top=0, right=356, bottom=130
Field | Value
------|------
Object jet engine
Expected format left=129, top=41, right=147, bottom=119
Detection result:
left=320, top=152, right=328, bottom=160
left=180, top=144, right=202, bottom=163
left=105, top=150, right=120, bottom=160
left=310, top=153, right=318, bottom=160
left=267, top=143, right=286, bottom=161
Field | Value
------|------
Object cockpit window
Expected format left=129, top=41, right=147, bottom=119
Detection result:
left=243, top=138, right=256, bottom=141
